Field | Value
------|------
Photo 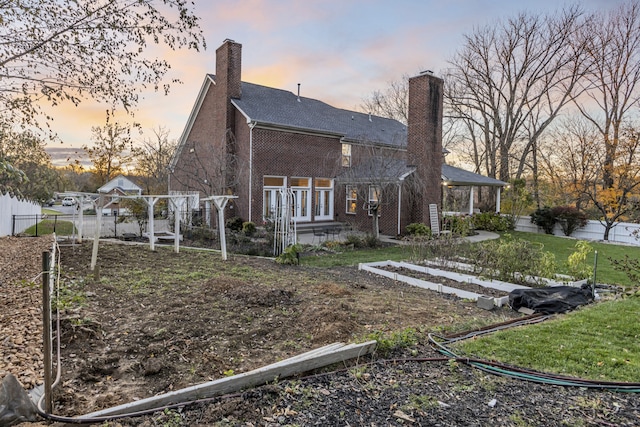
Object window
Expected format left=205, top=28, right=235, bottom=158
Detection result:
left=291, top=177, right=311, bottom=222
left=263, top=176, right=285, bottom=219
left=346, top=185, right=357, bottom=214
left=341, top=143, right=351, bottom=167
left=314, top=178, right=334, bottom=220
left=368, top=185, right=381, bottom=216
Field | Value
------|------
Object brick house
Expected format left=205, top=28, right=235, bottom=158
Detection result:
left=169, top=39, right=475, bottom=236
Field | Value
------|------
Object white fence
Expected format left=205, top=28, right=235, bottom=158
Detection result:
left=0, top=193, right=41, bottom=236
left=514, top=216, right=640, bottom=246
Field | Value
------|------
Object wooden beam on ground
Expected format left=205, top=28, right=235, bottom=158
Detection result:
left=79, top=341, right=377, bottom=419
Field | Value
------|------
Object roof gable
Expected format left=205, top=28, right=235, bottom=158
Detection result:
left=98, top=175, right=143, bottom=194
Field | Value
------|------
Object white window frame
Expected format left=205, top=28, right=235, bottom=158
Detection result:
left=263, top=176, right=286, bottom=220
left=341, top=143, right=351, bottom=167
left=290, top=177, right=311, bottom=222
left=368, top=185, right=381, bottom=217
left=346, top=185, right=357, bottom=215
left=314, top=178, right=334, bottom=220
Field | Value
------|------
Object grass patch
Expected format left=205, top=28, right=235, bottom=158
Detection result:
left=451, top=297, right=640, bottom=382
left=23, top=219, right=76, bottom=236
left=506, top=231, right=640, bottom=287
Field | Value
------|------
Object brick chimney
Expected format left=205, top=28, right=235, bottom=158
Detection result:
left=407, top=71, right=443, bottom=226
left=215, top=39, right=242, bottom=141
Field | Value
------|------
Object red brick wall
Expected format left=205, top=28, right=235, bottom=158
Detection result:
left=248, top=128, right=341, bottom=224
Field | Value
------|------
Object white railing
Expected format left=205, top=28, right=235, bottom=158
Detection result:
left=514, top=215, right=640, bottom=246
left=0, top=192, right=41, bottom=236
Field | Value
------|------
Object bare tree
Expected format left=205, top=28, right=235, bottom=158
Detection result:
left=333, top=140, right=424, bottom=239
left=360, top=74, right=410, bottom=124
left=444, top=6, right=588, bottom=182
left=575, top=2, right=640, bottom=190
left=84, top=115, right=132, bottom=186
left=133, top=126, right=177, bottom=194
left=169, top=130, right=245, bottom=197
left=538, top=116, right=602, bottom=209
left=0, top=0, right=204, bottom=133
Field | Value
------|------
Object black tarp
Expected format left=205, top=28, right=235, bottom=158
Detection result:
left=509, top=285, right=594, bottom=314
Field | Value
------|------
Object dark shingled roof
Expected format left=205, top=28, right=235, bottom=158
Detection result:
left=442, top=164, right=507, bottom=187
left=335, top=158, right=416, bottom=183
left=225, top=78, right=407, bottom=147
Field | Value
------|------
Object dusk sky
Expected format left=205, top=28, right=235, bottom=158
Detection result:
left=45, top=0, right=623, bottom=166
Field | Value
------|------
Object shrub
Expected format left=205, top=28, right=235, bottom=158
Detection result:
left=472, top=235, right=557, bottom=286
left=567, top=241, right=593, bottom=281
left=406, top=222, right=432, bottom=237
left=363, top=234, right=381, bottom=248
left=471, top=212, right=512, bottom=232
left=344, top=233, right=364, bottom=248
left=552, top=206, right=587, bottom=236
left=242, top=221, right=256, bottom=236
left=275, top=244, right=301, bottom=265
left=444, top=215, right=472, bottom=237
left=225, top=216, right=244, bottom=232
left=530, top=207, right=556, bottom=234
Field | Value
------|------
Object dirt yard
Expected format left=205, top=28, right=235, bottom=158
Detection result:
left=3, top=237, right=639, bottom=426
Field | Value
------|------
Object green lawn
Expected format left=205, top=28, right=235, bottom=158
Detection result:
left=506, top=231, right=638, bottom=287
left=23, top=219, right=76, bottom=236
left=451, top=296, right=640, bottom=382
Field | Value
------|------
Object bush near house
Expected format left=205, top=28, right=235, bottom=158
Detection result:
left=405, top=222, right=432, bottom=237
left=470, top=212, right=513, bottom=232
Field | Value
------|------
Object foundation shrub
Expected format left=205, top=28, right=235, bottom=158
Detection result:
left=406, top=222, right=432, bottom=237
left=225, top=216, right=244, bottom=232
left=444, top=215, right=472, bottom=236
left=242, top=221, right=256, bottom=236
left=471, top=212, right=512, bottom=232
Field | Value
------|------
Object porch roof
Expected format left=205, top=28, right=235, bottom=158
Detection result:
left=442, top=164, right=507, bottom=187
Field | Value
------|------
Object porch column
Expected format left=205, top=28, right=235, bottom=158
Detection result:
left=496, top=187, right=502, bottom=213
left=469, top=187, right=474, bottom=215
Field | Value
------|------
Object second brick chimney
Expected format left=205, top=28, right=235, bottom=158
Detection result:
left=407, top=71, right=444, bottom=226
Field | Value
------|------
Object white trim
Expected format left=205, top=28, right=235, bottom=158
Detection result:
left=346, top=185, right=357, bottom=215
left=249, top=121, right=256, bottom=222
left=314, top=178, right=334, bottom=221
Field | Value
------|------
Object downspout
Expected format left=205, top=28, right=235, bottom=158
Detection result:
left=249, top=121, right=257, bottom=222
left=397, top=183, right=402, bottom=236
